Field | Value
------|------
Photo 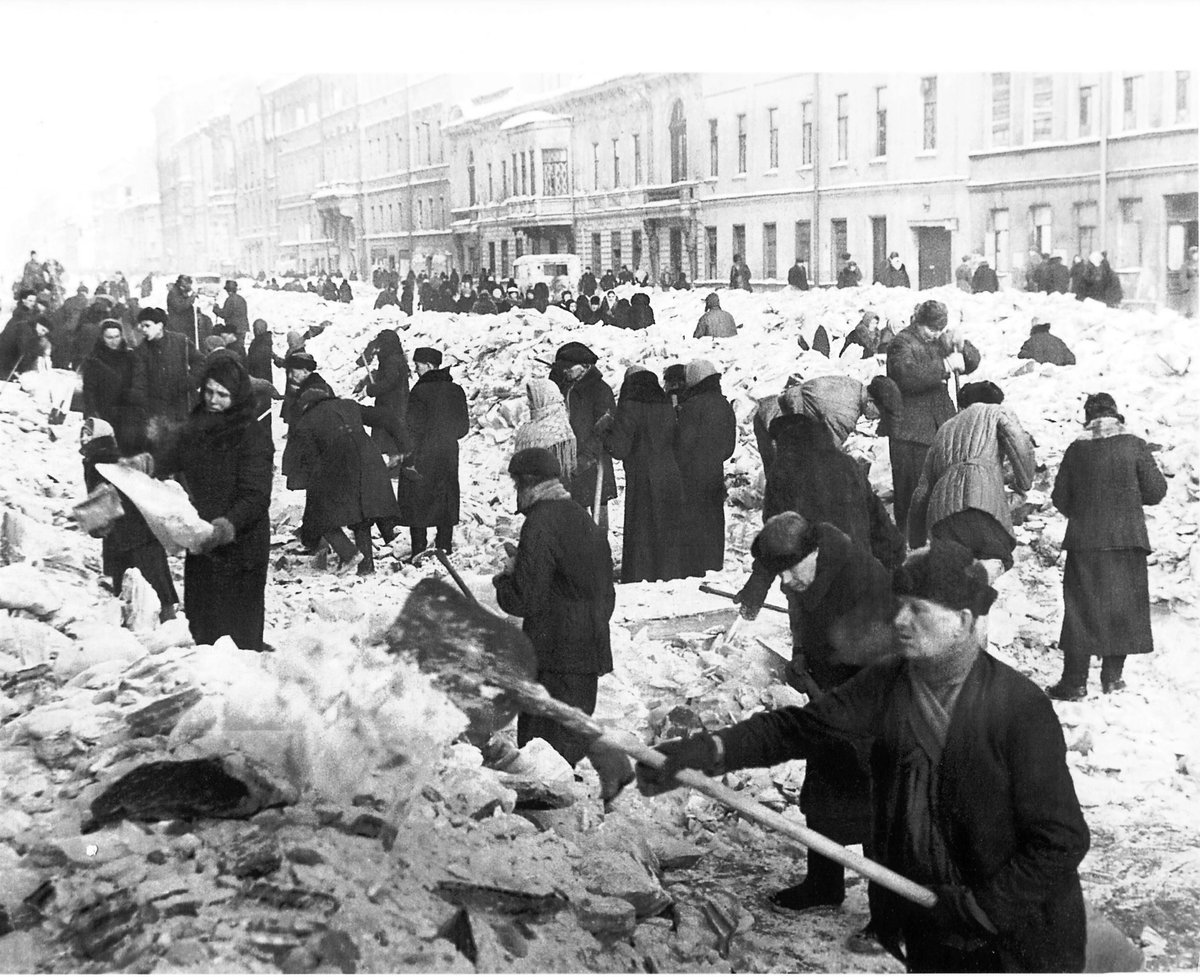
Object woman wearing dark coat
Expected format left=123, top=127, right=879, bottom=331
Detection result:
left=356, top=329, right=410, bottom=456
left=397, top=348, right=470, bottom=555
left=599, top=367, right=684, bottom=583
left=400, top=283, right=415, bottom=315
left=289, top=387, right=405, bottom=575
left=553, top=343, right=618, bottom=518
left=337, top=279, right=354, bottom=303
left=81, top=322, right=140, bottom=452
left=1068, top=255, right=1086, bottom=297
left=627, top=292, right=655, bottom=330
left=157, top=355, right=273, bottom=651
left=245, top=320, right=274, bottom=383
left=674, top=361, right=737, bottom=576
left=1048, top=393, right=1167, bottom=699
left=280, top=352, right=335, bottom=486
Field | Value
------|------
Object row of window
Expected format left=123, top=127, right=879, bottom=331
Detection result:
left=367, top=195, right=447, bottom=233
left=989, top=198, right=1145, bottom=272
left=587, top=230, right=644, bottom=274
left=363, top=120, right=445, bottom=175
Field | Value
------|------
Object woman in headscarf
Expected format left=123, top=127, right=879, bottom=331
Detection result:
left=1048, top=393, right=1167, bottom=699
left=356, top=328, right=410, bottom=459
left=81, top=320, right=140, bottom=452
left=627, top=292, right=656, bottom=330
left=156, top=354, right=274, bottom=651
left=513, top=379, right=577, bottom=485
left=598, top=366, right=683, bottom=583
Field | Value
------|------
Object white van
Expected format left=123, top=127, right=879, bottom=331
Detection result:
left=513, top=254, right=582, bottom=302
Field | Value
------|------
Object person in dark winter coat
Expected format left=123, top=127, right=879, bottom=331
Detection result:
left=213, top=280, right=249, bottom=341
left=743, top=514, right=892, bottom=943
left=578, top=267, right=598, bottom=297
left=1077, top=251, right=1123, bottom=306
left=574, top=294, right=599, bottom=324
left=873, top=252, right=911, bottom=288
left=280, top=351, right=335, bottom=480
left=397, top=348, right=469, bottom=555
left=79, top=419, right=178, bottom=620
left=836, top=255, right=862, bottom=288
left=399, top=281, right=415, bottom=315
left=51, top=284, right=90, bottom=367
left=970, top=259, right=998, bottom=293
left=598, top=367, right=684, bottom=583
left=608, top=296, right=632, bottom=329
left=675, top=360, right=737, bottom=576
left=318, top=277, right=337, bottom=301
left=954, top=256, right=974, bottom=293
left=1017, top=318, right=1076, bottom=366
left=70, top=295, right=120, bottom=368
left=1048, top=393, right=1167, bottom=700
left=354, top=328, right=410, bottom=458
left=0, top=309, right=49, bottom=378
left=470, top=290, right=497, bottom=315
left=886, top=299, right=981, bottom=532
left=289, top=387, right=405, bottom=576
left=245, top=319, right=274, bottom=383
left=907, top=381, right=1036, bottom=572
left=639, top=539, right=1090, bottom=975
left=81, top=322, right=140, bottom=451
left=553, top=343, right=617, bottom=520
left=337, top=279, right=354, bottom=303
left=374, top=284, right=400, bottom=309
left=165, top=276, right=196, bottom=342
left=627, top=291, right=655, bottom=330
left=693, top=293, right=738, bottom=338
left=729, top=253, right=753, bottom=291
left=599, top=269, right=617, bottom=291
left=129, top=307, right=204, bottom=449
left=1041, top=254, right=1071, bottom=293
left=1068, top=255, right=1086, bottom=297
left=494, top=447, right=617, bottom=767
left=156, top=355, right=274, bottom=651
left=788, top=258, right=810, bottom=290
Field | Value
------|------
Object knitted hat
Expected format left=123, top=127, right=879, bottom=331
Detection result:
left=284, top=350, right=317, bottom=371
left=893, top=539, right=997, bottom=617
left=867, top=375, right=902, bottom=419
left=685, top=359, right=718, bottom=388
left=136, top=306, right=166, bottom=324
left=555, top=341, right=598, bottom=366
left=704, top=293, right=721, bottom=310
left=750, top=512, right=816, bottom=576
left=413, top=347, right=442, bottom=367
left=508, top=447, right=561, bottom=479
left=958, top=380, right=1004, bottom=409
left=912, top=300, right=949, bottom=332
left=1083, top=392, right=1123, bottom=424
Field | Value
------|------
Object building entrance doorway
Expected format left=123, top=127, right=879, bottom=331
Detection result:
left=917, top=227, right=952, bottom=289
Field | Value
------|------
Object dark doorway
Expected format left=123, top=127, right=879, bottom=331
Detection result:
left=669, top=228, right=683, bottom=277
left=830, top=218, right=848, bottom=281
left=917, top=227, right=952, bottom=289
left=871, top=217, right=888, bottom=282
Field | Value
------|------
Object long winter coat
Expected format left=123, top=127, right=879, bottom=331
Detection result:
left=397, top=368, right=469, bottom=527
left=0, top=314, right=44, bottom=377
left=165, top=285, right=196, bottom=340
left=970, top=263, right=999, bottom=293
left=214, top=293, right=249, bottom=337
left=886, top=325, right=981, bottom=446
left=1017, top=326, right=1075, bottom=366
left=693, top=308, right=738, bottom=338
left=675, top=373, right=737, bottom=576
left=129, top=331, right=203, bottom=427
left=289, top=390, right=404, bottom=548
left=627, top=294, right=655, bottom=330
left=602, top=371, right=684, bottom=583
left=282, top=372, right=336, bottom=481
left=763, top=413, right=905, bottom=569
left=562, top=366, right=617, bottom=508
left=246, top=333, right=274, bottom=383
left=494, top=495, right=615, bottom=676
left=719, top=652, right=1090, bottom=973
left=907, top=403, right=1036, bottom=549
left=362, top=329, right=410, bottom=455
left=1042, top=259, right=1071, bottom=294
left=874, top=264, right=911, bottom=288
left=81, top=335, right=140, bottom=451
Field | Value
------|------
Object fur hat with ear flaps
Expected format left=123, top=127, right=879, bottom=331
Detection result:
left=893, top=538, right=997, bottom=617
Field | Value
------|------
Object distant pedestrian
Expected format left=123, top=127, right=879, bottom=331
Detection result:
left=552, top=342, right=617, bottom=522
left=970, top=259, right=998, bottom=293
left=354, top=328, right=411, bottom=459
left=874, top=252, right=910, bottom=288
left=836, top=253, right=862, bottom=289
left=627, top=291, right=655, bottom=329
left=1041, top=252, right=1071, bottom=294
left=165, top=276, right=196, bottom=343
left=729, top=253, right=753, bottom=291
left=788, top=257, right=810, bottom=290
left=693, top=293, right=738, bottom=338
left=81, top=321, right=139, bottom=451
left=213, top=280, right=249, bottom=342
left=338, top=278, right=354, bottom=303
left=374, top=283, right=401, bottom=309
left=1017, top=317, right=1076, bottom=366
left=246, top=319, right=274, bottom=383
left=129, top=307, right=204, bottom=448
left=954, top=255, right=974, bottom=293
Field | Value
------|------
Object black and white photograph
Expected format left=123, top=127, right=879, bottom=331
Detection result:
left=0, top=1, right=1197, bottom=972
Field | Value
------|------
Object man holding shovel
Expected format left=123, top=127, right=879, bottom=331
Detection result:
left=493, top=447, right=632, bottom=799
left=639, top=538, right=1090, bottom=973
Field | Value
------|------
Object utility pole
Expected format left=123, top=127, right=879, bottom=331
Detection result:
left=812, top=72, right=822, bottom=285
left=405, top=75, right=414, bottom=279
left=1099, top=73, right=1110, bottom=250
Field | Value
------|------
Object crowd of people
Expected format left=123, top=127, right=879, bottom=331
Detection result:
left=2, top=234, right=1179, bottom=972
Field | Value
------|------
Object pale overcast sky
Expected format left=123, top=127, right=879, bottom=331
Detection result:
left=1, top=0, right=1193, bottom=274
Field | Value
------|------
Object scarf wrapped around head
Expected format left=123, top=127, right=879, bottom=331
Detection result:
left=512, top=378, right=577, bottom=482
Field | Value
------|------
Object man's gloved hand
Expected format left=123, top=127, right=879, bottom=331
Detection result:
left=939, top=325, right=964, bottom=355
left=634, top=735, right=719, bottom=796
left=201, top=517, right=236, bottom=553
left=929, top=885, right=992, bottom=936
left=943, top=351, right=966, bottom=375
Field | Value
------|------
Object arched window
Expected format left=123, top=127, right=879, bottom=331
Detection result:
left=669, top=99, right=688, bottom=183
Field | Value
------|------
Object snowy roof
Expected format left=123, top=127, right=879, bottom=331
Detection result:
left=448, top=73, right=642, bottom=129
left=499, top=110, right=568, bottom=131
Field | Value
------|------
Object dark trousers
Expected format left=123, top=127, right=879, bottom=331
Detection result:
left=517, top=671, right=598, bottom=767
left=1062, top=647, right=1126, bottom=686
left=889, top=438, right=930, bottom=535
left=411, top=524, right=453, bottom=554
left=325, top=521, right=376, bottom=572
left=183, top=557, right=267, bottom=652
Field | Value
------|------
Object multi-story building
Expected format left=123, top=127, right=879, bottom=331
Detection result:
left=232, top=84, right=276, bottom=277
left=90, top=155, right=163, bottom=277
left=967, top=71, right=1197, bottom=310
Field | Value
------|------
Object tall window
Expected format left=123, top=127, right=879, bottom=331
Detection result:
left=836, top=94, right=848, bottom=161
left=1032, top=75, right=1054, bottom=141
left=488, top=242, right=495, bottom=274
left=500, top=240, right=509, bottom=277
left=417, top=198, right=424, bottom=228
left=762, top=223, right=777, bottom=278
left=1119, top=197, right=1144, bottom=265
left=633, top=133, right=643, bottom=184
left=438, top=196, right=444, bottom=226
left=528, top=151, right=535, bottom=195
left=1031, top=205, right=1052, bottom=254
left=1123, top=75, right=1142, bottom=130
left=669, top=99, right=688, bottom=183
left=831, top=219, right=847, bottom=280
left=612, top=139, right=621, bottom=187
left=875, top=87, right=887, bottom=157
left=592, top=142, right=600, bottom=189
left=511, top=153, right=518, bottom=193
left=794, top=220, right=811, bottom=266
left=921, top=76, right=938, bottom=150
left=991, top=209, right=1010, bottom=274
left=520, top=152, right=527, bottom=196
left=501, top=160, right=508, bottom=198
left=768, top=107, right=779, bottom=169
left=467, top=150, right=476, bottom=206
left=705, top=226, right=717, bottom=278
left=801, top=101, right=812, bottom=165
left=591, top=233, right=602, bottom=270
left=611, top=231, right=621, bottom=271
left=424, top=122, right=432, bottom=165
left=631, top=230, right=642, bottom=270
left=1079, top=85, right=1094, bottom=137
left=542, top=148, right=568, bottom=196
left=1177, top=71, right=1190, bottom=123
left=1075, top=202, right=1098, bottom=257
left=732, top=224, right=746, bottom=265
left=709, top=119, right=719, bottom=177
left=487, top=163, right=493, bottom=202
left=515, top=236, right=523, bottom=259
left=737, top=113, right=747, bottom=173
left=992, top=73, right=1012, bottom=146
left=388, top=203, right=394, bottom=228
